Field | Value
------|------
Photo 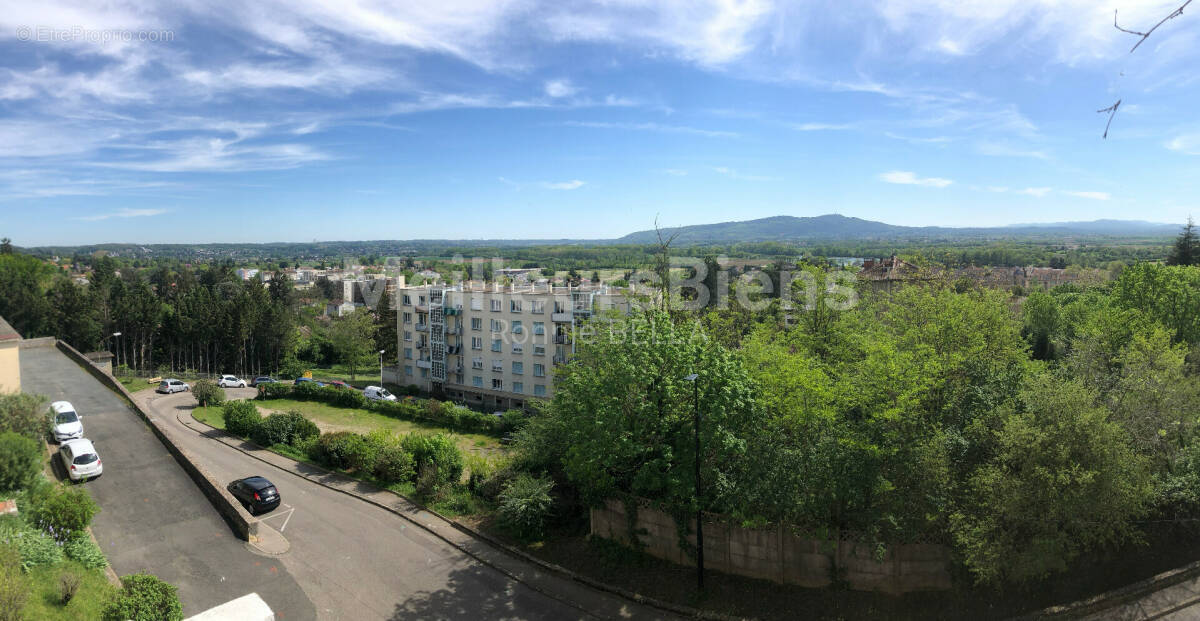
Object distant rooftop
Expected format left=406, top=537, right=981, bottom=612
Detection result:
left=0, top=315, right=21, bottom=342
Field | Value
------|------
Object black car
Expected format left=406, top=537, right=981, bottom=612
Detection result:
left=227, top=476, right=281, bottom=515
left=251, top=377, right=277, bottom=387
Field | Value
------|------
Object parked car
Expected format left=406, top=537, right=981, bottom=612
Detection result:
left=59, top=438, right=102, bottom=482
left=250, top=377, right=277, bottom=387
left=294, top=377, right=324, bottom=387
left=50, top=401, right=83, bottom=443
left=327, top=380, right=352, bottom=390
left=217, top=375, right=247, bottom=388
left=363, top=386, right=396, bottom=402
left=227, top=476, right=281, bottom=515
left=156, top=379, right=189, bottom=394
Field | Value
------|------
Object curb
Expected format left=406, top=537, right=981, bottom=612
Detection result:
left=174, top=403, right=748, bottom=621
left=1016, top=558, right=1200, bottom=620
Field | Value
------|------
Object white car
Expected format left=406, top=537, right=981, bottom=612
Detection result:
left=59, top=438, right=102, bottom=482
left=156, top=379, right=189, bottom=394
left=217, top=375, right=247, bottom=388
left=50, top=401, right=84, bottom=443
left=363, top=386, right=397, bottom=402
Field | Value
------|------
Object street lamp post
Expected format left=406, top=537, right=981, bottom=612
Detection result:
left=112, top=332, right=123, bottom=373
left=683, top=372, right=703, bottom=592
left=379, top=349, right=386, bottom=387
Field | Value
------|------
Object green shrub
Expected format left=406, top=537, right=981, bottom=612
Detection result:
left=285, top=411, right=320, bottom=444
left=499, top=409, right=529, bottom=432
left=400, top=434, right=463, bottom=486
left=374, top=445, right=415, bottom=484
left=28, top=484, right=99, bottom=543
left=292, top=381, right=325, bottom=401
left=64, top=536, right=108, bottom=570
left=0, top=517, right=63, bottom=571
left=0, top=393, right=49, bottom=440
left=255, top=383, right=293, bottom=400
left=222, top=400, right=262, bottom=438
left=0, top=432, right=41, bottom=493
left=0, top=543, right=26, bottom=620
left=326, top=387, right=368, bottom=409
left=309, top=432, right=369, bottom=470
left=103, top=573, right=182, bottom=621
left=251, top=410, right=321, bottom=449
left=497, top=474, right=555, bottom=541
left=191, top=379, right=224, bottom=407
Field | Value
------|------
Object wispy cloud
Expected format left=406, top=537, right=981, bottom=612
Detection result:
left=1064, top=190, right=1111, bottom=200
left=561, top=121, right=738, bottom=138
left=879, top=170, right=953, bottom=188
left=714, top=166, right=774, bottom=181
left=544, top=79, right=579, bottom=98
left=1018, top=187, right=1052, bottom=197
left=789, top=122, right=852, bottom=131
left=659, top=168, right=689, bottom=176
left=1167, top=133, right=1200, bottom=155
left=541, top=180, right=585, bottom=190
left=76, top=208, right=169, bottom=221
left=976, top=141, right=1050, bottom=160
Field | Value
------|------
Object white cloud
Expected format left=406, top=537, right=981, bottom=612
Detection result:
left=879, top=170, right=953, bottom=188
left=1018, top=187, right=1052, bottom=197
left=541, top=180, right=585, bottom=190
left=713, top=166, right=774, bottom=181
left=976, top=141, right=1049, bottom=160
left=660, top=168, right=688, bottom=176
left=1167, top=133, right=1200, bottom=155
left=544, top=79, right=579, bottom=98
left=789, top=122, right=852, bottom=131
left=76, top=208, right=169, bottom=221
left=1064, top=190, right=1111, bottom=200
left=561, top=121, right=738, bottom=138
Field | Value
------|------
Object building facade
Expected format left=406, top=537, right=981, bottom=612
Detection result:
left=395, top=281, right=629, bottom=410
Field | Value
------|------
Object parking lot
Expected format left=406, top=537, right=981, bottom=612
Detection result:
left=19, top=345, right=316, bottom=620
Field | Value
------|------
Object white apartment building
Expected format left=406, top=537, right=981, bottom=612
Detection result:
left=395, top=281, right=630, bottom=410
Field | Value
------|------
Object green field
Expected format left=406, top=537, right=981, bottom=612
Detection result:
left=20, top=561, right=117, bottom=621
left=194, top=398, right=503, bottom=457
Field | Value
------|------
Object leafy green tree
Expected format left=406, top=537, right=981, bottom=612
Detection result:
left=191, top=380, right=223, bottom=408
left=0, top=433, right=41, bottom=492
left=329, top=309, right=377, bottom=380
left=0, top=394, right=48, bottom=439
left=374, top=289, right=397, bottom=363
left=1021, top=288, right=1061, bottom=360
left=103, top=573, right=182, bottom=621
left=951, top=374, right=1153, bottom=584
left=1111, top=262, right=1200, bottom=344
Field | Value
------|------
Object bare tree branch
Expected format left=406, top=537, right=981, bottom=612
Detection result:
left=1097, top=100, right=1121, bottom=139
left=1115, top=0, right=1193, bottom=53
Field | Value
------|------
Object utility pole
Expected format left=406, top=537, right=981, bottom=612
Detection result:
left=684, top=372, right=704, bottom=592
left=379, top=349, right=386, bottom=386
left=112, top=332, right=122, bottom=373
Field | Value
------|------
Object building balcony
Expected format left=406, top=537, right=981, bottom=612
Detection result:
left=554, top=335, right=568, bottom=344
left=553, top=355, right=567, bottom=364
left=551, top=312, right=572, bottom=323
left=415, top=324, right=427, bottom=332
left=416, top=360, right=433, bottom=369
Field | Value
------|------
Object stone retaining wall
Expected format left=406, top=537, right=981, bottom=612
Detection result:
left=55, top=339, right=259, bottom=541
left=591, top=499, right=951, bottom=594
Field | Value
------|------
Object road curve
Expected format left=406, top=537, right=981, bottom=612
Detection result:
left=143, top=389, right=680, bottom=621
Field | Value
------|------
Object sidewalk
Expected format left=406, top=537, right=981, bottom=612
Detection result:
left=160, top=401, right=707, bottom=621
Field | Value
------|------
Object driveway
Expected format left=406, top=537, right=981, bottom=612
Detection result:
left=143, top=388, right=679, bottom=621
left=18, top=345, right=316, bottom=620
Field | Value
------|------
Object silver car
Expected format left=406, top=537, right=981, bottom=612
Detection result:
left=156, top=379, right=190, bottom=394
left=217, top=375, right=247, bottom=388
left=60, top=438, right=103, bottom=482
left=50, top=401, right=84, bottom=443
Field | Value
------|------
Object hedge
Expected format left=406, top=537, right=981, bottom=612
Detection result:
left=257, top=384, right=510, bottom=435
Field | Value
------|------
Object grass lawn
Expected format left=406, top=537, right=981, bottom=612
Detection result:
left=114, top=374, right=157, bottom=394
left=20, top=561, right=116, bottom=621
left=194, top=399, right=503, bottom=457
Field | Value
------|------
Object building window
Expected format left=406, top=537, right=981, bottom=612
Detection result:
left=402, top=294, right=411, bottom=305
left=534, top=384, right=546, bottom=397
left=531, top=300, right=545, bottom=314
left=473, top=376, right=483, bottom=387
left=492, top=378, right=503, bottom=390
left=492, top=359, right=503, bottom=372
left=419, top=295, right=426, bottom=305
left=471, top=297, right=482, bottom=311
left=533, top=363, right=545, bottom=377
left=533, top=321, right=545, bottom=335
left=471, top=317, right=482, bottom=331
left=420, top=368, right=428, bottom=378
left=513, top=382, right=523, bottom=394
left=403, top=312, right=412, bottom=324
left=533, top=345, right=545, bottom=356
left=405, top=366, right=413, bottom=376
left=404, top=348, right=412, bottom=360
left=471, top=337, right=482, bottom=349
left=491, top=298, right=502, bottom=312
left=491, top=339, right=502, bottom=352
left=554, top=301, right=566, bottom=313
left=510, top=300, right=522, bottom=313
left=490, top=318, right=502, bottom=332
left=511, top=320, right=523, bottom=334
left=512, top=344, right=523, bottom=354
left=403, top=331, right=412, bottom=342
left=512, top=361, right=523, bottom=375
left=472, top=357, right=483, bottom=369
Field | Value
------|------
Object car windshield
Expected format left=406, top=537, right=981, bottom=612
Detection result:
left=379, top=390, right=391, bottom=398
left=73, top=453, right=98, bottom=465
left=55, top=411, right=78, bottom=424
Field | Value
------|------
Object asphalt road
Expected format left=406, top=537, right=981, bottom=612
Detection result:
left=145, top=387, right=672, bottom=621
left=18, top=346, right=317, bottom=620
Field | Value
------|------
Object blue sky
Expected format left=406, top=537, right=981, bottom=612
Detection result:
left=2, top=0, right=1199, bottom=245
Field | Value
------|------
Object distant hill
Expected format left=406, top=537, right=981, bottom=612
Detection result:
left=617, top=214, right=1178, bottom=244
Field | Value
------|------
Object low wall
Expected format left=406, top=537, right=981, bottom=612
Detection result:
left=55, top=340, right=259, bottom=541
left=591, top=499, right=951, bottom=594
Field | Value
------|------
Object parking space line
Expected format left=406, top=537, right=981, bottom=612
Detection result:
left=257, top=504, right=296, bottom=533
